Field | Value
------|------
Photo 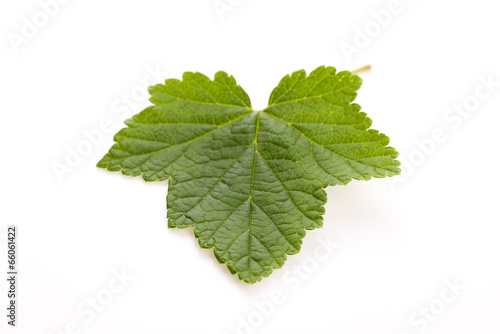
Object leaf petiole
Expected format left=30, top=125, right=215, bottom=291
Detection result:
left=351, top=64, right=371, bottom=75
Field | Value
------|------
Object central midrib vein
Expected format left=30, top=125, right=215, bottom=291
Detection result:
left=247, top=112, right=260, bottom=274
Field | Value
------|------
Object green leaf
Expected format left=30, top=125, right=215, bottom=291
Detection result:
left=97, top=66, right=400, bottom=283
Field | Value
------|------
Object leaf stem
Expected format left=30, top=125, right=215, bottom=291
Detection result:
left=351, top=65, right=371, bottom=75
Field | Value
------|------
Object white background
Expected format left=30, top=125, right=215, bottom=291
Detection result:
left=1, top=0, right=499, bottom=333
